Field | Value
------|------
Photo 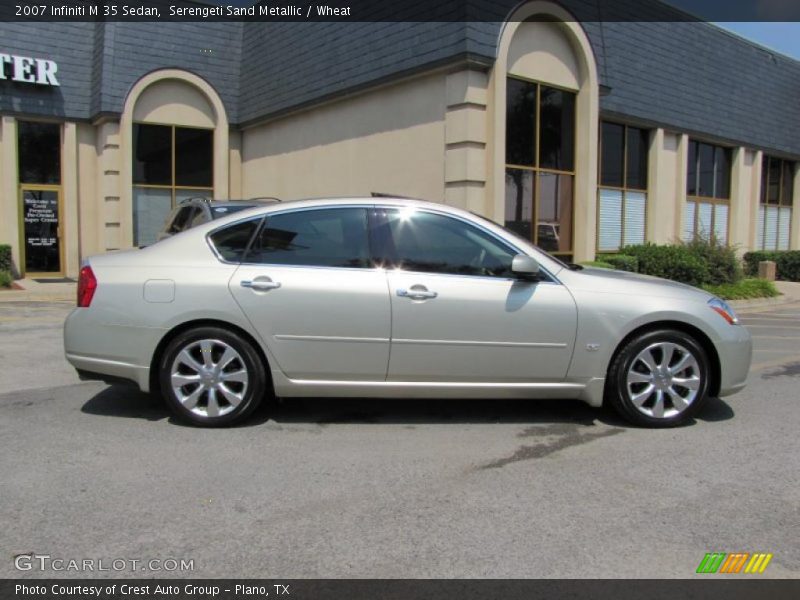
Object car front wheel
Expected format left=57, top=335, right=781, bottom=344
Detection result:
left=607, top=329, right=711, bottom=427
left=159, top=326, right=267, bottom=427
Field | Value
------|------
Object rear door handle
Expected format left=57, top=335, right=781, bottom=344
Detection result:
left=241, top=279, right=281, bottom=291
left=397, top=288, right=437, bottom=300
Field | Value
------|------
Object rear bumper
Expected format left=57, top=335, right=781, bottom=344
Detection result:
left=67, top=353, right=150, bottom=390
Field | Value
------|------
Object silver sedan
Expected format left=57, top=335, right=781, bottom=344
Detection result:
left=64, top=198, right=752, bottom=427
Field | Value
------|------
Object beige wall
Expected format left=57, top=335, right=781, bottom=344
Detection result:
left=647, top=129, right=684, bottom=245
left=0, top=117, right=20, bottom=275
left=241, top=73, right=447, bottom=201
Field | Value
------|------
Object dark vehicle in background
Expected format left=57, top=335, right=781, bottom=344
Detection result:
left=156, top=197, right=279, bottom=242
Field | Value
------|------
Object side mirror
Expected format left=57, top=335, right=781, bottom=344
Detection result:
left=511, top=254, right=540, bottom=280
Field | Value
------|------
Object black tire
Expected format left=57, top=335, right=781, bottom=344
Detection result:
left=606, top=329, right=711, bottom=428
left=159, top=326, right=267, bottom=427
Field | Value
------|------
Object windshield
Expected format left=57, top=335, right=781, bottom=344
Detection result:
left=469, top=212, right=569, bottom=270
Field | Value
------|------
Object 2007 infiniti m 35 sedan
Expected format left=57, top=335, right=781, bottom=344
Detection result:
left=64, top=198, right=752, bottom=427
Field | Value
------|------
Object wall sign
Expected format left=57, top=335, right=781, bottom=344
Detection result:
left=0, top=53, right=59, bottom=86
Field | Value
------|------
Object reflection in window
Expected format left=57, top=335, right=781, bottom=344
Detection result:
left=504, top=77, right=576, bottom=256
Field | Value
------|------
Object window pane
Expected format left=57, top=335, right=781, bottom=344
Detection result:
left=760, top=155, right=769, bottom=203
left=175, top=127, right=213, bottom=187
left=683, top=201, right=696, bottom=242
left=598, top=188, right=622, bottom=252
left=210, top=219, right=259, bottom=262
left=781, top=161, right=794, bottom=206
left=248, top=208, right=370, bottom=268
left=505, top=78, right=536, bottom=166
left=765, top=206, right=779, bottom=250
left=133, top=186, right=172, bottom=247
left=21, top=190, right=60, bottom=272
left=713, top=204, right=728, bottom=244
left=600, top=122, right=624, bottom=187
left=504, top=169, right=534, bottom=241
left=626, top=127, right=649, bottom=190
left=757, top=205, right=765, bottom=249
left=537, top=172, right=573, bottom=253
left=767, top=156, right=781, bottom=204
left=133, top=124, right=171, bottom=185
left=18, top=122, right=61, bottom=184
left=697, top=202, right=713, bottom=239
left=778, top=207, right=792, bottom=250
left=714, top=146, right=731, bottom=199
left=539, top=86, right=575, bottom=171
left=386, top=210, right=515, bottom=277
left=687, top=141, right=698, bottom=195
left=623, top=191, right=646, bottom=246
left=697, top=143, right=715, bottom=197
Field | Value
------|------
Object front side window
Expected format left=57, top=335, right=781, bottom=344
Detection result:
left=684, top=140, right=731, bottom=243
left=380, top=209, right=516, bottom=278
left=597, top=122, right=649, bottom=252
left=132, top=123, right=213, bottom=246
left=246, top=208, right=371, bottom=269
left=758, top=155, right=794, bottom=250
left=505, top=77, right=576, bottom=258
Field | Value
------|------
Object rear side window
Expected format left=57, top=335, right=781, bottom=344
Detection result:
left=209, top=218, right=260, bottom=262
left=246, top=207, right=371, bottom=268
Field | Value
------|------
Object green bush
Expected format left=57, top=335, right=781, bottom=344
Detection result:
left=581, top=260, right=614, bottom=269
left=702, top=278, right=779, bottom=301
left=0, top=244, right=11, bottom=273
left=620, top=243, right=709, bottom=287
left=682, top=237, right=742, bottom=286
left=743, top=250, right=800, bottom=281
left=602, top=254, right=639, bottom=272
left=0, top=270, right=12, bottom=288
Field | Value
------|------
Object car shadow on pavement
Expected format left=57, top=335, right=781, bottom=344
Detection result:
left=80, top=385, right=735, bottom=428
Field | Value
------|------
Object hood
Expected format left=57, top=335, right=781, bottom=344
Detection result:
left=561, top=266, right=713, bottom=302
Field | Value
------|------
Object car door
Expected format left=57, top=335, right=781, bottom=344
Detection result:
left=376, top=207, right=578, bottom=383
left=228, top=206, right=391, bottom=381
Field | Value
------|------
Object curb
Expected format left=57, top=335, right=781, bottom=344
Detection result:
left=729, top=294, right=798, bottom=312
left=0, top=291, right=74, bottom=303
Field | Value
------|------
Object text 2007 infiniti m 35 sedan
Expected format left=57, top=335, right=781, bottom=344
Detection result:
left=64, top=197, right=751, bottom=427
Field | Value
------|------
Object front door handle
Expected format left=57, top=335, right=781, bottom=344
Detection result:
left=241, top=278, right=281, bottom=291
left=397, top=286, right=437, bottom=300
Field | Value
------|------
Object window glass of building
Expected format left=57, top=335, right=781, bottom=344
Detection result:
left=684, top=139, right=731, bottom=243
left=758, top=155, right=795, bottom=250
left=132, top=123, right=213, bottom=246
left=597, top=122, right=649, bottom=252
left=18, top=122, right=61, bottom=184
left=504, top=77, right=576, bottom=258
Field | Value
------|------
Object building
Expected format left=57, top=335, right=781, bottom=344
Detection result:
left=1, top=0, right=799, bottom=279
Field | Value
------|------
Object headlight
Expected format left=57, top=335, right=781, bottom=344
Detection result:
left=708, top=297, right=739, bottom=325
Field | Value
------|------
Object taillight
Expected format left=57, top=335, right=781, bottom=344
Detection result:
left=77, top=265, right=97, bottom=307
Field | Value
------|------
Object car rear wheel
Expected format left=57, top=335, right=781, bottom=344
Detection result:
left=159, top=326, right=267, bottom=427
left=607, top=329, right=711, bottom=427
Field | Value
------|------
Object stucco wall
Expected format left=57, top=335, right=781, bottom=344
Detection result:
left=241, top=74, right=447, bottom=202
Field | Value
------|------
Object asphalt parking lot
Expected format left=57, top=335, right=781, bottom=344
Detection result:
left=1, top=300, right=799, bottom=578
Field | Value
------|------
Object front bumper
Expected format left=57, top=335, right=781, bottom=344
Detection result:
left=715, top=324, right=753, bottom=397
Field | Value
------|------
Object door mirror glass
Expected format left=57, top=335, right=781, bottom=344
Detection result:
left=511, top=254, right=540, bottom=278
